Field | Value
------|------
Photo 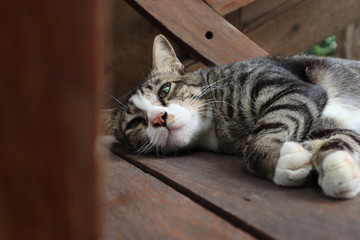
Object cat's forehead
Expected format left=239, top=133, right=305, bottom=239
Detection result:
left=145, top=71, right=179, bottom=85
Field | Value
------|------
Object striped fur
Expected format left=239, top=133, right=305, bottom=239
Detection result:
left=109, top=35, right=360, bottom=198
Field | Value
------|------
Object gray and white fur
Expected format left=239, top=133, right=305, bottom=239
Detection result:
left=108, top=35, right=360, bottom=199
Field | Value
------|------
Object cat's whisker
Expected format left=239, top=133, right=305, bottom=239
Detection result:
left=135, top=139, right=154, bottom=156
left=159, top=145, right=166, bottom=157
left=111, top=95, right=127, bottom=110
left=156, top=146, right=160, bottom=158
left=202, top=99, right=236, bottom=109
left=200, top=74, right=238, bottom=94
left=182, top=99, right=218, bottom=118
left=135, top=141, right=148, bottom=155
left=201, top=74, right=234, bottom=90
left=185, top=145, right=191, bottom=154
left=142, top=142, right=155, bottom=155
left=200, top=85, right=233, bottom=97
left=192, top=100, right=230, bottom=112
left=200, top=79, right=244, bottom=98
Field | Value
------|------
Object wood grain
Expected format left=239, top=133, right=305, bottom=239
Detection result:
left=243, top=0, right=360, bottom=55
left=0, top=1, right=105, bottom=239
left=204, top=0, right=255, bottom=15
left=125, top=0, right=268, bottom=65
left=115, top=0, right=360, bottom=98
left=102, top=152, right=255, bottom=240
left=240, top=0, right=291, bottom=28
left=113, top=143, right=360, bottom=240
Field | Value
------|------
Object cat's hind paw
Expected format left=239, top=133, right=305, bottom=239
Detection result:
left=274, top=142, right=313, bottom=187
left=319, top=151, right=360, bottom=199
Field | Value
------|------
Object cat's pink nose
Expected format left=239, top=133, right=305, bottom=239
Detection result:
left=152, top=112, right=167, bottom=127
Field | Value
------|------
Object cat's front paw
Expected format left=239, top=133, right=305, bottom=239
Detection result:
left=319, top=151, right=360, bottom=199
left=274, top=142, right=313, bottom=186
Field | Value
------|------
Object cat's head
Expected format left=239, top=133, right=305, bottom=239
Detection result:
left=108, top=35, right=214, bottom=154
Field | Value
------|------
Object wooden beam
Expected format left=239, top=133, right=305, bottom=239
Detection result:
left=0, top=0, right=105, bottom=239
left=243, top=0, right=360, bottom=55
left=125, top=0, right=268, bottom=65
left=204, top=0, right=255, bottom=15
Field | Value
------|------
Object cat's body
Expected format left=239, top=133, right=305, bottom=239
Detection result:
left=110, top=35, right=360, bottom=199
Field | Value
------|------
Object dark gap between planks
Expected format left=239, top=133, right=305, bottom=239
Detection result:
left=112, top=148, right=275, bottom=240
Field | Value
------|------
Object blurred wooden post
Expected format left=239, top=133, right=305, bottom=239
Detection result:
left=0, top=0, right=105, bottom=239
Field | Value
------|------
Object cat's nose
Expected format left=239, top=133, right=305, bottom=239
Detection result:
left=152, top=112, right=167, bottom=127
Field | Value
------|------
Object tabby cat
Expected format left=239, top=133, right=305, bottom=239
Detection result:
left=108, top=34, right=360, bottom=199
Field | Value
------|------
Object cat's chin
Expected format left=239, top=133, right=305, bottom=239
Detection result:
left=166, top=126, right=193, bottom=149
left=164, top=116, right=216, bottom=151
left=162, top=114, right=204, bottom=150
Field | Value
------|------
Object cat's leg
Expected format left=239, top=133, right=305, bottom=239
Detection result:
left=304, top=128, right=360, bottom=198
left=244, top=124, right=313, bottom=187
left=243, top=82, right=327, bottom=186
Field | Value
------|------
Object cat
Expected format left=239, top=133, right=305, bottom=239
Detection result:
left=108, top=34, right=360, bottom=199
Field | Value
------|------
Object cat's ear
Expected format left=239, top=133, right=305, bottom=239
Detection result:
left=152, top=34, right=184, bottom=74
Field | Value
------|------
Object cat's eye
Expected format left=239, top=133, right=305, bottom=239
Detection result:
left=158, top=83, right=171, bottom=99
left=126, top=117, right=146, bottom=130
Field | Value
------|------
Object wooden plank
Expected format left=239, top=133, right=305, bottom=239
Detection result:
left=112, top=144, right=360, bottom=240
left=204, top=0, right=255, bottom=15
left=102, top=152, right=255, bottom=240
left=240, top=0, right=291, bottom=28
left=117, top=0, right=360, bottom=97
left=125, top=0, right=268, bottom=65
left=0, top=0, right=104, bottom=239
left=243, top=0, right=360, bottom=55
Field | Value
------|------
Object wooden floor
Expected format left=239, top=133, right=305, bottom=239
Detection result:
left=103, top=143, right=360, bottom=240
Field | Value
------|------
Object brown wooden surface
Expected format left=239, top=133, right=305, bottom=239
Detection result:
left=112, top=143, right=360, bottom=240
left=114, top=0, right=360, bottom=98
left=204, top=0, right=255, bottom=15
left=240, top=0, right=290, bottom=28
left=243, top=0, right=360, bottom=55
left=125, top=0, right=268, bottom=65
left=0, top=1, right=104, bottom=239
left=102, top=152, right=255, bottom=240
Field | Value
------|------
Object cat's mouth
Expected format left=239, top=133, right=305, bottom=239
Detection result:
left=165, top=123, right=196, bottom=149
left=166, top=124, right=184, bottom=138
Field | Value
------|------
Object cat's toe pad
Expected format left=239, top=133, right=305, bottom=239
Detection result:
left=319, top=151, right=360, bottom=199
left=274, top=142, right=312, bottom=186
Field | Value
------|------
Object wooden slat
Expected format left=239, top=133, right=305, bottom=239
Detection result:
left=204, top=0, right=255, bottom=15
left=0, top=1, right=104, bottom=239
left=118, top=0, right=360, bottom=98
left=240, top=0, right=291, bottom=28
left=102, top=152, right=255, bottom=240
left=243, top=0, right=360, bottom=55
left=113, top=144, right=360, bottom=240
left=125, top=0, right=268, bottom=65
